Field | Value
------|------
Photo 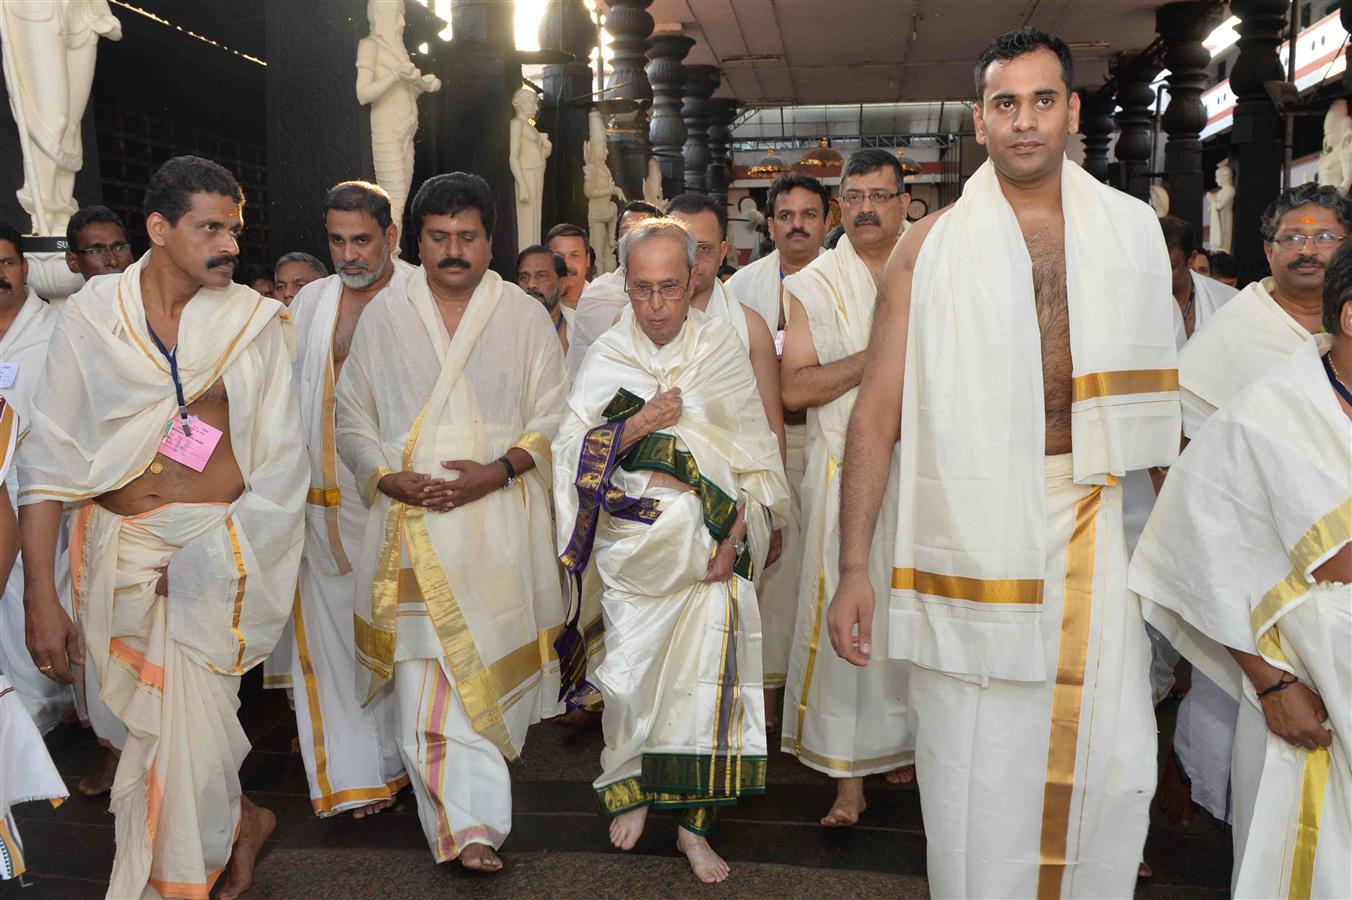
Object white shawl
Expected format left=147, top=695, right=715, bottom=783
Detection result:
left=0, top=288, right=57, bottom=442
left=726, top=249, right=784, bottom=333
left=568, top=269, right=630, bottom=378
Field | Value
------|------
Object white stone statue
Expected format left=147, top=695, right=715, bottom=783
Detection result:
left=1208, top=161, right=1235, bottom=253
left=1320, top=99, right=1352, bottom=193
left=357, top=0, right=440, bottom=248
left=510, top=87, right=551, bottom=250
left=1149, top=184, right=1169, bottom=217
left=583, top=110, right=625, bottom=273
left=643, top=156, right=665, bottom=206
left=0, top=0, right=121, bottom=236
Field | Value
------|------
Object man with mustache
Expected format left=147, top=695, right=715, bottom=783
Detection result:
left=516, top=244, right=568, bottom=351
left=64, top=204, right=134, bottom=283
left=336, top=172, right=566, bottom=874
left=20, top=155, right=306, bottom=900
left=830, top=29, right=1179, bottom=896
left=567, top=200, right=661, bottom=379
left=726, top=175, right=828, bottom=730
left=0, top=222, right=69, bottom=741
left=546, top=222, right=592, bottom=333
left=277, top=180, right=409, bottom=824
left=1179, top=183, right=1351, bottom=435
left=273, top=251, right=329, bottom=306
left=778, top=150, right=915, bottom=828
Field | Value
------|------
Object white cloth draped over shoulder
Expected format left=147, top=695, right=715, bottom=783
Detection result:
left=568, top=269, right=630, bottom=378
left=335, top=267, right=567, bottom=762
left=891, top=157, right=1179, bottom=682
left=1130, top=337, right=1351, bottom=899
left=726, top=249, right=783, bottom=332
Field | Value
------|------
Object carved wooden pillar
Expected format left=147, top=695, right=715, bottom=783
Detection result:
left=603, top=0, right=654, bottom=200
left=1078, top=90, right=1116, bottom=183
left=538, top=0, right=595, bottom=231
left=1158, top=1, right=1218, bottom=235
left=707, top=98, right=737, bottom=211
left=1112, top=53, right=1161, bottom=202
left=1230, top=0, right=1288, bottom=285
left=680, top=65, right=720, bottom=194
left=646, top=31, right=694, bottom=199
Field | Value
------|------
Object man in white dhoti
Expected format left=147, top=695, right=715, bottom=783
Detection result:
left=19, top=156, right=306, bottom=900
left=779, top=151, right=915, bottom=827
left=727, top=173, right=829, bottom=730
left=828, top=30, right=1179, bottom=898
left=555, top=218, right=789, bottom=883
left=1130, top=242, right=1352, bottom=900
left=336, top=172, right=566, bottom=873
left=0, top=223, right=69, bottom=737
left=567, top=200, right=661, bottom=378
left=1180, top=182, right=1349, bottom=437
left=286, top=180, right=409, bottom=821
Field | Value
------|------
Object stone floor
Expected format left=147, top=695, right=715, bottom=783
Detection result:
left=4, top=674, right=1231, bottom=898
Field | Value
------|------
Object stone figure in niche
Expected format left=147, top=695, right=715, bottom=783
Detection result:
left=510, top=87, right=551, bottom=250
left=357, top=0, right=440, bottom=248
left=1207, top=161, right=1235, bottom=253
left=1319, top=99, right=1352, bottom=193
left=0, top=0, right=121, bottom=235
left=584, top=110, right=625, bottom=274
left=643, top=156, right=665, bottom=206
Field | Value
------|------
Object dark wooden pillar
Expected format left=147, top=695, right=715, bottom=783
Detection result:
left=602, top=0, right=654, bottom=201
left=1078, top=90, right=1116, bottom=183
left=1158, top=1, right=1219, bottom=235
left=646, top=31, right=693, bottom=200
left=707, top=98, right=736, bottom=211
left=680, top=65, right=719, bottom=194
left=538, top=0, right=595, bottom=231
left=1112, top=53, right=1161, bottom=202
left=1229, top=0, right=1288, bottom=285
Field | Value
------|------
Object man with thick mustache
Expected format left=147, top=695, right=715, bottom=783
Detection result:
left=20, top=155, right=306, bottom=900
left=516, top=244, right=568, bottom=351
left=279, top=180, right=409, bottom=823
left=1179, top=183, right=1351, bottom=435
left=336, top=172, right=566, bottom=874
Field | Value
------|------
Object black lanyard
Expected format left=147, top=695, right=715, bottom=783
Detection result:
left=1322, top=352, right=1352, bottom=407
left=146, top=320, right=193, bottom=437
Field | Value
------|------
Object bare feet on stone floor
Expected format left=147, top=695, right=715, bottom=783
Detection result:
left=557, top=706, right=603, bottom=729
left=459, top=844, right=504, bottom=873
left=763, top=686, right=781, bottom=731
left=352, top=796, right=397, bottom=819
left=217, top=796, right=276, bottom=900
left=885, top=764, right=915, bottom=785
left=609, top=805, right=648, bottom=850
left=1157, top=750, right=1195, bottom=826
left=676, top=826, right=730, bottom=884
left=78, top=748, right=119, bottom=796
left=821, top=776, right=866, bottom=827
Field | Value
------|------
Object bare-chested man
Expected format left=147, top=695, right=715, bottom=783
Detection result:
left=828, top=29, right=1180, bottom=897
left=20, top=155, right=306, bottom=899
left=285, top=180, right=410, bottom=821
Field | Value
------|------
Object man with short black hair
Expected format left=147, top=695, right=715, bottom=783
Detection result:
left=64, top=204, right=133, bottom=281
left=546, top=222, right=592, bottom=329
left=831, top=29, right=1178, bottom=896
left=273, top=251, right=329, bottom=305
left=20, top=154, right=306, bottom=900
left=1160, top=215, right=1236, bottom=343
left=1209, top=249, right=1238, bottom=287
left=516, top=244, right=568, bottom=350
left=1189, top=247, right=1211, bottom=277
left=238, top=262, right=276, bottom=299
left=336, top=172, right=566, bottom=873
left=567, top=202, right=661, bottom=378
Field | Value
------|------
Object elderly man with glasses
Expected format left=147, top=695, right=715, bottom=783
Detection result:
left=553, top=218, right=789, bottom=884
left=64, top=204, right=134, bottom=282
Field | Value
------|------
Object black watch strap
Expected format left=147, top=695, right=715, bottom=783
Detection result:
left=498, top=454, right=517, bottom=484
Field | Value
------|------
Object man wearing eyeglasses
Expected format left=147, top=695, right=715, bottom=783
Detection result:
left=64, top=204, right=134, bottom=282
left=778, top=149, right=915, bottom=829
left=1179, top=182, right=1351, bottom=437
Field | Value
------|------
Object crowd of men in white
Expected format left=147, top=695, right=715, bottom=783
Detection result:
left=0, top=25, right=1346, bottom=900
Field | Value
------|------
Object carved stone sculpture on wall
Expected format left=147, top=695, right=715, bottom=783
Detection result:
left=510, top=87, right=551, bottom=250
left=1319, top=99, right=1352, bottom=193
left=1208, top=161, right=1235, bottom=253
left=357, top=0, right=440, bottom=248
left=642, top=156, right=664, bottom=206
left=583, top=110, right=625, bottom=273
left=0, top=0, right=121, bottom=236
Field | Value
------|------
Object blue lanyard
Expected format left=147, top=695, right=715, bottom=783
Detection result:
left=145, top=319, right=193, bottom=437
left=1322, top=352, right=1352, bottom=407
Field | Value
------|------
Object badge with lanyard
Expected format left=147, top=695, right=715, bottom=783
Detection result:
left=146, top=320, right=223, bottom=473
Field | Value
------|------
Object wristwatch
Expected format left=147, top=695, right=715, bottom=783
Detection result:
left=498, top=454, right=517, bottom=491
left=728, top=533, right=747, bottom=558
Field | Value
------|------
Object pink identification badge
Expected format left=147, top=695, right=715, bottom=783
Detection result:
left=157, top=416, right=223, bottom=472
left=774, top=329, right=786, bottom=358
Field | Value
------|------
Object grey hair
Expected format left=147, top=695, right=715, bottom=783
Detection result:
left=1260, top=182, right=1352, bottom=241
left=275, top=251, right=329, bottom=278
left=617, top=218, right=697, bottom=272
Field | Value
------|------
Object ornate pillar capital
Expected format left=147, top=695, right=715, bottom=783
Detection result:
left=645, top=30, right=694, bottom=199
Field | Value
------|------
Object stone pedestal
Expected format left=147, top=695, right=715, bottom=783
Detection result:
left=1230, top=0, right=1287, bottom=285
left=1158, top=1, right=1217, bottom=235
left=538, top=0, right=597, bottom=232
left=707, top=98, right=737, bottom=210
left=1078, top=90, right=1116, bottom=183
left=646, top=32, right=694, bottom=200
left=265, top=0, right=374, bottom=262
left=603, top=0, right=654, bottom=200
left=1112, top=54, right=1161, bottom=202
left=680, top=65, right=720, bottom=194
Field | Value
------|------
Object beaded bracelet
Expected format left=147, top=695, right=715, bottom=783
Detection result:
left=1256, top=673, right=1299, bottom=699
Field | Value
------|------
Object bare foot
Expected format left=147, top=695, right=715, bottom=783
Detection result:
left=557, top=706, right=603, bottom=728
left=608, top=805, right=648, bottom=851
left=676, top=826, right=730, bottom=884
left=78, top=748, right=120, bottom=797
left=884, top=764, right=915, bottom=785
left=1156, top=751, right=1194, bottom=826
left=216, top=797, right=276, bottom=900
left=763, top=686, right=781, bottom=732
left=352, top=796, right=396, bottom=819
left=820, top=777, right=866, bottom=827
left=459, top=843, right=503, bottom=872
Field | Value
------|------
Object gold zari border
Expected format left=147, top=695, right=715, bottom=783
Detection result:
left=1070, top=368, right=1178, bottom=402
left=893, top=567, right=1043, bottom=605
